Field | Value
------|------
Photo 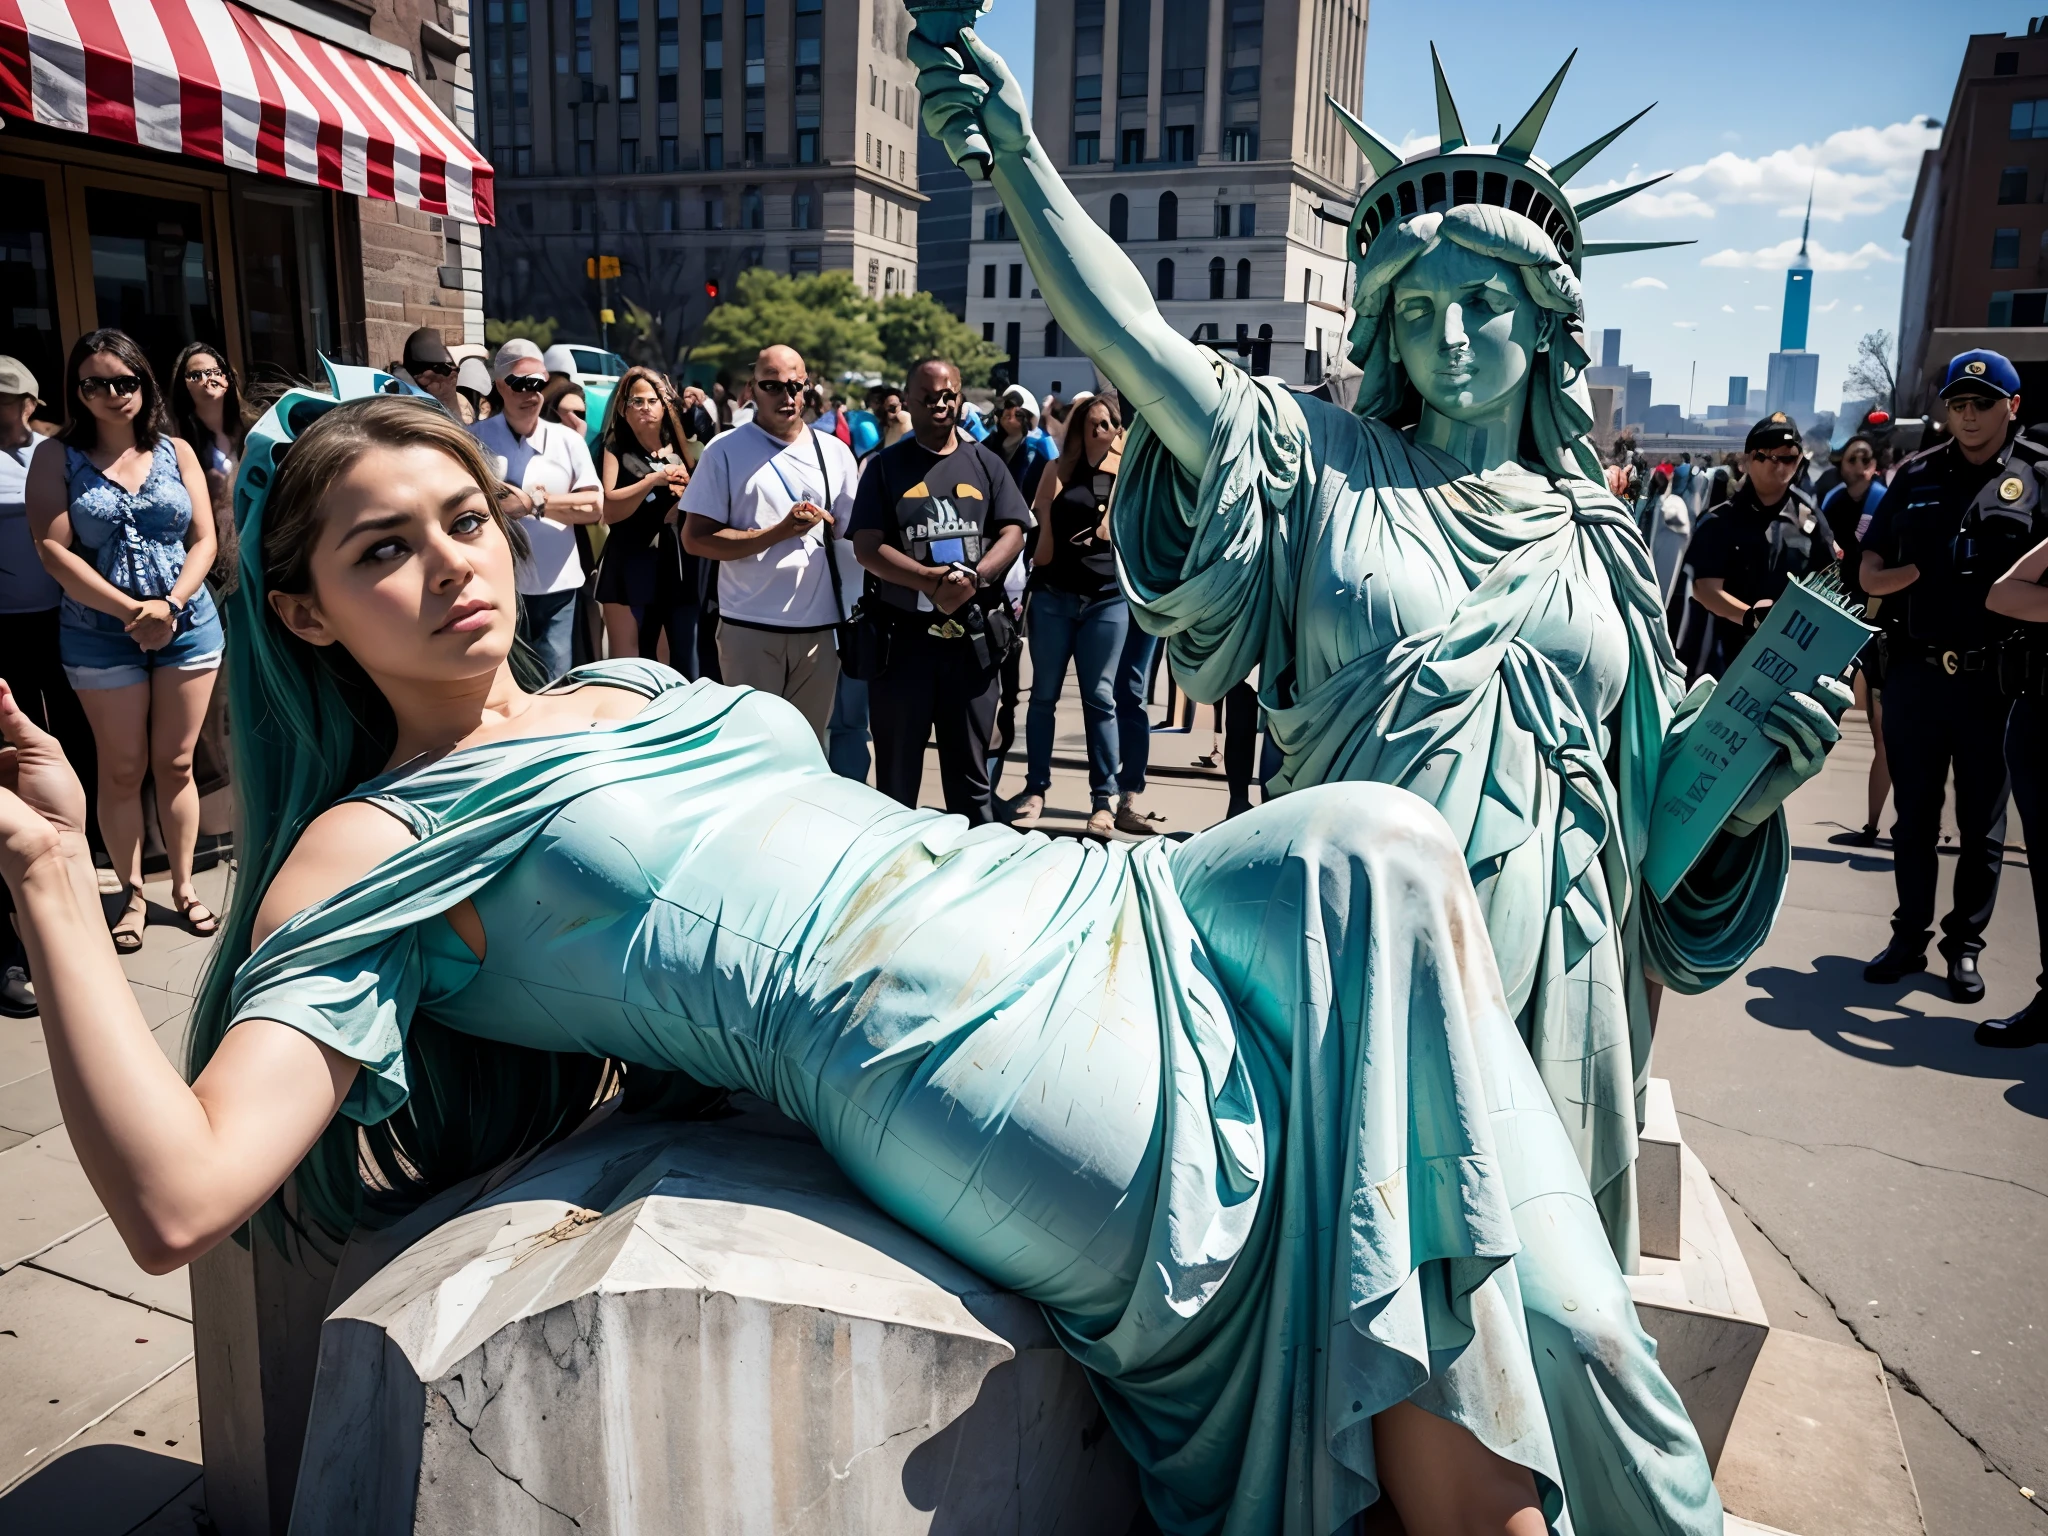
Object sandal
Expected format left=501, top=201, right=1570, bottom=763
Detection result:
left=176, top=894, right=220, bottom=937
left=110, top=888, right=146, bottom=954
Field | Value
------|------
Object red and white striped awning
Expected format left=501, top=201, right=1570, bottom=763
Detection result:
left=0, top=0, right=494, bottom=224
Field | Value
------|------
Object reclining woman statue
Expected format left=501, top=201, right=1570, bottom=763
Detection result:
left=7, top=385, right=1821, bottom=1535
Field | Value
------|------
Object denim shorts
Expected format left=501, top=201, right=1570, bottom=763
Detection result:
left=60, top=591, right=224, bottom=690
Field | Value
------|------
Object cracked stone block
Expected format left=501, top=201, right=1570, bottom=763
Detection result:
left=289, top=1101, right=1140, bottom=1535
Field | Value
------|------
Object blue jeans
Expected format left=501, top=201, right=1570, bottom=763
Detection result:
left=1025, top=588, right=1128, bottom=808
left=519, top=588, right=579, bottom=682
left=1115, top=623, right=1159, bottom=796
left=827, top=672, right=871, bottom=782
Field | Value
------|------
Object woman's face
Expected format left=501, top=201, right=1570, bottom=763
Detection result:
left=624, top=383, right=664, bottom=440
left=1081, top=405, right=1117, bottom=464
left=1390, top=240, right=1540, bottom=422
left=76, top=349, right=146, bottom=433
left=183, top=352, right=229, bottom=409
left=271, top=443, right=519, bottom=685
left=1840, top=443, right=1876, bottom=495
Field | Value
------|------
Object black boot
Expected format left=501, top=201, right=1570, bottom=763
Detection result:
left=1975, top=998, right=2048, bottom=1048
left=1946, top=952, right=1986, bottom=1004
left=1864, top=937, right=1928, bottom=984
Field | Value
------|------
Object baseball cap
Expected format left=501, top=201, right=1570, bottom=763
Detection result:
left=999, top=384, right=1036, bottom=414
left=0, top=356, right=38, bottom=398
left=1939, top=349, right=2021, bottom=401
left=402, top=327, right=455, bottom=370
left=457, top=357, right=492, bottom=396
left=1744, top=412, right=1801, bottom=454
left=542, top=344, right=579, bottom=377
left=491, top=338, right=546, bottom=382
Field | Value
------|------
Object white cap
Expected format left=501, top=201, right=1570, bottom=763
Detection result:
left=999, top=384, right=1036, bottom=415
left=457, top=356, right=492, bottom=396
left=491, top=338, right=546, bottom=382
left=542, top=344, right=579, bottom=377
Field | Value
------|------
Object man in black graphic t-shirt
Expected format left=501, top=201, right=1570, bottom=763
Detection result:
left=850, top=358, right=1031, bottom=822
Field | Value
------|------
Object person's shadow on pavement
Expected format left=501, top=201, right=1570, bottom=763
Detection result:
left=1742, top=953, right=2048, bottom=1120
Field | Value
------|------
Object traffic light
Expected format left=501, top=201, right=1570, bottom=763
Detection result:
left=704, top=278, right=720, bottom=301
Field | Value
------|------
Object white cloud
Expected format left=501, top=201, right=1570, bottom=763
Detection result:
left=1754, top=304, right=1769, bottom=311
left=1721, top=304, right=1736, bottom=313
left=1626, top=276, right=1669, bottom=290
left=1854, top=303, right=1865, bottom=312
left=1703, top=238, right=1902, bottom=272
left=1815, top=299, right=1839, bottom=313
left=1672, top=321, right=1698, bottom=330
left=1395, top=131, right=1439, bottom=157
left=1567, top=117, right=1940, bottom=223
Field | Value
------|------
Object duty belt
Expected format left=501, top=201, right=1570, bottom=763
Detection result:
left=1900, top=641, right=1995, bottom=676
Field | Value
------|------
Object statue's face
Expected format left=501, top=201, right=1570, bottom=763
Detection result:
left=1389, top=239, right=1540, bottom=421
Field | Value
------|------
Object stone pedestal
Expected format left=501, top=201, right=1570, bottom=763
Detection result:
left=287, top=1100, right=1140, bottom=1535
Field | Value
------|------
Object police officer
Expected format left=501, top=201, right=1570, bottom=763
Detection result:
left=1979, top=439, right=2048, bottom=1045
left=1860, top=350, right=2040, bottom=1002
left=1685, top=413, right=1841, bottom=681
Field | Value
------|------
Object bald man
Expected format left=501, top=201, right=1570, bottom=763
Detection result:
left=681, top=346, right=861, bottom=742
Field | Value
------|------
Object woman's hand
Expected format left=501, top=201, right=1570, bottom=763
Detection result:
left=0, top=679, right=89, bottom=885
left=125, top=598, right=177, bottom=651
left=1724, top=674, right=1854, bottom=835
left=912, top=28, right=1033, bottom=169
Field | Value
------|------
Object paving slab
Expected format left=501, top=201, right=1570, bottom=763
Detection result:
left=0, top=1263, right=193, bottom=1492
left=29, top=1217, right=192, bottom=1320
left=0, top=1359, right=202, bottom=1533
left=0, top=1126, right=109, bottom=1272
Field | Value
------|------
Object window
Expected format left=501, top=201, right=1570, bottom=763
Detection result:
left=1214, top=203, right=1231, bottom=237
left=1156, top=258, right=1175, bottom=299
left=2013, top=98, right=2048, bottom=138
left=868, top=257, right=880, bottom=295
left=1157, top=191, right=1177, bottom=241
left=1238, top=202, right=1256, bottom=237
left=1164, top=125, right=1194, bottom=162
left=1995, top=227, right=2022, bottom=268
left=1209, top=257, right=1225, bottom=300
left=573, top=0, right=591, bottom=75
left=1997, top=50, right=2020, bottom=75
left=620, top=72, right=638, bottom=100
left=797, top=127, right=818, bottom=163
left=660, top=191, right=679, bottom=231
left=1073, top=132, right=1100, bottom=165
left=1121, top=129, right=1145, bottom=165
left=2019, top=290, right=2048, bottom=326
left=705, top=194, right=726, bottom=229
left=1236, top=258, right=1250, bottom=300
left=1109, top=194, right=1128, bottom=241
left=619, top=138, right=639, bottom=171
left=982, top=265, right=996, bottom=298
left=1989, top=291, right=2013, bottom=327
left=741, top=186, right=763, bottom=228
left=576, top=141, right=595, bottom=175
left=1044, top=320, right=1060, bottom=356
left=2002, top=167, right=2029, bottom=204
left=573, top=193, right=595, bottom=230
left=705, top=134, right=723, bottom=168
left=792, top=191, right=814, bottom=229
left=1008, top=262, right=1023, bottom=298
left=983, top=206, right=1012, bottom=241
left=790, top=247, right=821, bottom=275
left=983, top=322, right=995, bottom=343
left=659, top=137, right=678, bottom=170
left=1005, top=321, right=1021, bottom=362
left=1118, top=0, right=1149, bottom=97
left=1224, top=126, right=1256, bottom=161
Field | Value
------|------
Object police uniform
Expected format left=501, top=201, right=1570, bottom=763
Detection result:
left=1863, top=351, right=2038, bottom=1001
left=1685, top=414, right=1839, bottom=680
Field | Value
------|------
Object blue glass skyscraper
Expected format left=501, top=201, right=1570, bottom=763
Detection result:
left=1779, top=190, right=1813, bottom=351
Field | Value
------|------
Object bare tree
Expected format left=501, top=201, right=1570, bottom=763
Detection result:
left=1842, top=330, right=1897, bottom=412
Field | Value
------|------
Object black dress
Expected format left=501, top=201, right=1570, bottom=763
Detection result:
left=596, top=443, right=710, bottom=676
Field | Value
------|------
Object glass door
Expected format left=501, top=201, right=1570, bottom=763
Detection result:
left=232, top=183, right=337, bottom=387
left=83, top=185, right=228, bottom=387
left=0, top=162, right=81, bottom=419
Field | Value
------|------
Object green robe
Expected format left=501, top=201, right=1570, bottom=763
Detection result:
left=1114, top=364, right=1789, bottom=1264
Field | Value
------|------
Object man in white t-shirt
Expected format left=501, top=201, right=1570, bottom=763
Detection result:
left=681, top=344, right=859, bottom=743
left=470, top=339, right=603, bottom=679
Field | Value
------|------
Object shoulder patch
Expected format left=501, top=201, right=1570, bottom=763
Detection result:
left=954, top=482, right=984, bottom=499
left=903, top=481, right=931, bottom=498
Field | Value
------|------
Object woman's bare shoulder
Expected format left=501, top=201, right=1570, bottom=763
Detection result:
left=253, top=801, right=416, bottom=948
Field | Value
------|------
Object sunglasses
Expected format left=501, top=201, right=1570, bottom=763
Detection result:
left=921, top=390, right=963, bottom=406
left=1946, top=395, right=2001, bottom=413
left=753, top=378, right=808, bottom=398
left=1749, top=450, right=1801, bottom=466
left=78, top=375, right=143, bottom=400
left=501, top=374, right=549, bottom=395
left=184, top=366, right=227, bottom=384
left=410, top=360, right=456, bottom=378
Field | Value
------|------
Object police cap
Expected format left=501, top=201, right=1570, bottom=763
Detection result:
left=1745, top=413, right=1801, bottom=454
left=1939, top=349, right=2021, bottom=402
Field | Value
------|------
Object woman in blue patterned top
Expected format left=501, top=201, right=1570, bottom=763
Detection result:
left=25, top=330, right=224, bottom=949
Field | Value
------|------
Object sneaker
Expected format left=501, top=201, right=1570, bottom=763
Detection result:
left=0, top=964, right=34, bottom=1019
left=1085, top=808, right=1117, bottom=840
left=1114, top=795, right=1160, bottom=836
left=1975, top=999, right=2048, bottom=1049
left=1863, top=939, right=1928, bottom=985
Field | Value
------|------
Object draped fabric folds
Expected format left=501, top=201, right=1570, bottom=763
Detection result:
left=1113, top=360, right=1789, bottom=1261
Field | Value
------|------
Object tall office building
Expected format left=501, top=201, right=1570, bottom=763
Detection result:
left=474, top=0, right=927, bottom=358
left=1728, top=375, right=1748, bottom=409
left=1764, top=192, right=1819, bottom=423
left=966, top=0, right=1369, bottom=395
left=1601, top=328, right=1621, bottom=369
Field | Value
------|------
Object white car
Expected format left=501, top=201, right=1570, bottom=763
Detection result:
left=543, top=344, right=628, bottom=386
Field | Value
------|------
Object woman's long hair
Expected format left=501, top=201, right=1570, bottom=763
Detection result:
left=602, top=366, right=686, bottom=460
left=1052, top=393, right=1119, bottom=491
left=58, top=329, right=169, bottom=454
left=167, top=342, right=249, bottom=460
left=187, top=396, right=614, bottom=1248
left=1345, top=203, right=1602, bottom=486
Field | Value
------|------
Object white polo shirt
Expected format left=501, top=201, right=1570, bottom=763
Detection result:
left=680, top=423, right=860, bottom=630
left=470, top=413, right=600, bottom=595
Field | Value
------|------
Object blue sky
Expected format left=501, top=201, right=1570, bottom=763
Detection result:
left=968, top=1, right=2027, bottom=416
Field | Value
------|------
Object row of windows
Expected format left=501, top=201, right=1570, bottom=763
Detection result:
left=1988, top=289, right=2047, bottom=327
left=981, top=194, right=1254, bottom=245
left=980, top=257, right=1257, bottom=302
left=1074, top=0, right=1259, bottom=107
left=520, top=184, right=820, bottom=233
left=1072, top=126, right=1256, bottom=166
left=979, top=318, right=1275, bottom=361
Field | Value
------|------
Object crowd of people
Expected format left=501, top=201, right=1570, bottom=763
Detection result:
left=6, top=329, right=2048, bottom=1053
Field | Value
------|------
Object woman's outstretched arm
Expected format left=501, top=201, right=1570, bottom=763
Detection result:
left=0, top=683, right=364, bottom=1272
left=914, top=29, right=1222, bottom=473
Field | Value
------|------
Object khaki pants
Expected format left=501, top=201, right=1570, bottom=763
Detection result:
left=716, top=622, right=839, bottom=746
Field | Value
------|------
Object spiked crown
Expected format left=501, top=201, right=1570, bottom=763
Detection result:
left=1327, top=47, right=1691, bottom=277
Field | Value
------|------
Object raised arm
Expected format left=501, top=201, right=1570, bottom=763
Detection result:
left=914, top=28, right=1222, bottom=473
